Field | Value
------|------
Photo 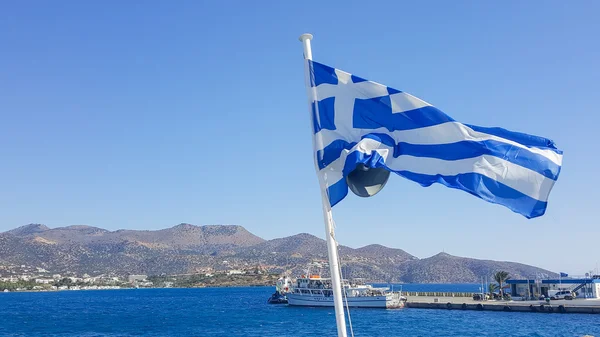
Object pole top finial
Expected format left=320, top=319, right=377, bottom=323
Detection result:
left=299, top=33, right=313, bottom=42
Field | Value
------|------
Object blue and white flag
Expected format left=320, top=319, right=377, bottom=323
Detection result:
left=305, top=60, right=562, bottom=218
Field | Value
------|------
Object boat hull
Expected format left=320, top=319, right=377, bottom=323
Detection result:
left=286, top=293, right=404, bottom=309
left=267, top=292, right=288, bottom=304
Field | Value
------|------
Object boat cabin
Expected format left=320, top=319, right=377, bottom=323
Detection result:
left=291, top=275, right=390, bottom=298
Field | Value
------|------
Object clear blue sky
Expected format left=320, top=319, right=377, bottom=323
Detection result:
left=1, top=1, right=598, bottom=275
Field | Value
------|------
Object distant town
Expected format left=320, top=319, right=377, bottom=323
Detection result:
left=0, top=262, right=280, bottom=292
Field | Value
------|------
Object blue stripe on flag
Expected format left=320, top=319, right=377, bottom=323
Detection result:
left=317, top=135, right=560, bottom=180
left=317, top=133, right=395, bottom=170
left=327, top=178, right=349, bottom=208
left=351, top=75, right=367, bottom=83
left=318, top=139, right=356, bottom=168
left=466, top=124, right=562, bottom=153
left=396, top=140, right=561, bottom=181
left=309, top=60, right=338, bottom=87
left=311, top=97, right=336, bottom=133
left=397, top=171, right=548, bottom=218
left=329, top=150, right=549, bottom=217
left=387, top=87, right=402, bottom=95
left=353, top=96, right=455, bottom=131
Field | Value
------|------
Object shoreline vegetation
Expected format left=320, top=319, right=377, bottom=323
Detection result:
left=149, top=273, right=282, bottom=288
left=0, top=273, right=283, bottom=292
left=1, top=271, right=514, bottom=298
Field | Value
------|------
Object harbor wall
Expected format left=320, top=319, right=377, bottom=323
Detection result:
left=406, top=301, right=600, bottom=314
left=403, top=291, right=475, bottom=298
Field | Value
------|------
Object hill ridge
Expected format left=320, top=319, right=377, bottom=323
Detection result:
left=0, top=223, right=557, bottom=282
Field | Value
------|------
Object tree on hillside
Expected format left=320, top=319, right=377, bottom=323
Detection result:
left=493, top=271, right=510, bottom=297
left=54, top=277, right=72, bottom=287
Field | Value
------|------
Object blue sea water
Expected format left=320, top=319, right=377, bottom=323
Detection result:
left=0, top=286, right=598, bottom=337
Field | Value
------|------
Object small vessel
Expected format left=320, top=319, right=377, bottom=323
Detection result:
left=267, top=276, right=291, bottom=304
left=286, top=274, right=406, bottom=309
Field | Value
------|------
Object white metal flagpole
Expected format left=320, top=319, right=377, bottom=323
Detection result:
left=299, top=33, right=348, bottom=337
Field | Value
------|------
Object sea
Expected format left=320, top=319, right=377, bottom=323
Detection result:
left=0, top=284, right=598, bottom=337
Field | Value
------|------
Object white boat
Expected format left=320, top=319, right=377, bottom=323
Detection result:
left=286, top=274, right=406, bottom=309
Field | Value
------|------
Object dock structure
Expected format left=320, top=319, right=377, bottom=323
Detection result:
left=401, top=276, right=600, bottom=314
left=405, top=295, right=600, bottom=314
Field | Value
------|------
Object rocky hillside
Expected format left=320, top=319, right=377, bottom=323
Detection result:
left=396, top=252, right=553, bottom=283
left=0, top=223, right=556, bottom=282
left=6, top=223, right=263, bottom=251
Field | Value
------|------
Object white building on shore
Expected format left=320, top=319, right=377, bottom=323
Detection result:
left=128, top=275, right=147, bottom=283
left=35, top=278, right=54, bottom=284
left=507, top=276, right=600, bottom=299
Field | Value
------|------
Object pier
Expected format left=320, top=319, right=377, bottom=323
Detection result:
left=404, top=294, right=600, bottom=314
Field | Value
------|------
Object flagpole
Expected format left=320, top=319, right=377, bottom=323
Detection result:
left=299, top=33, right=348, bottom=337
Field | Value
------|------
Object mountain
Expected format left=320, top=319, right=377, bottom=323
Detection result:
left=0, top=224, right=556, bottom=282
left=5, top=223, right=263, bottom=251
left=6, top=223, right=49, bottom=236
left=397, top=252, right=551, bottom=283
left=238, top=233, right=328, bottom=258
left=347, top=244, right=417, bottom=263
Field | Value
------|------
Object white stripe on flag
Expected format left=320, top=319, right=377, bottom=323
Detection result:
left=315, top=121, right=562, bottom=166
left=320, top=138, right=556, bottom=202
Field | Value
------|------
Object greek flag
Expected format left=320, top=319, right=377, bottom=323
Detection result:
left=306, top=60, right=562, bottom=218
